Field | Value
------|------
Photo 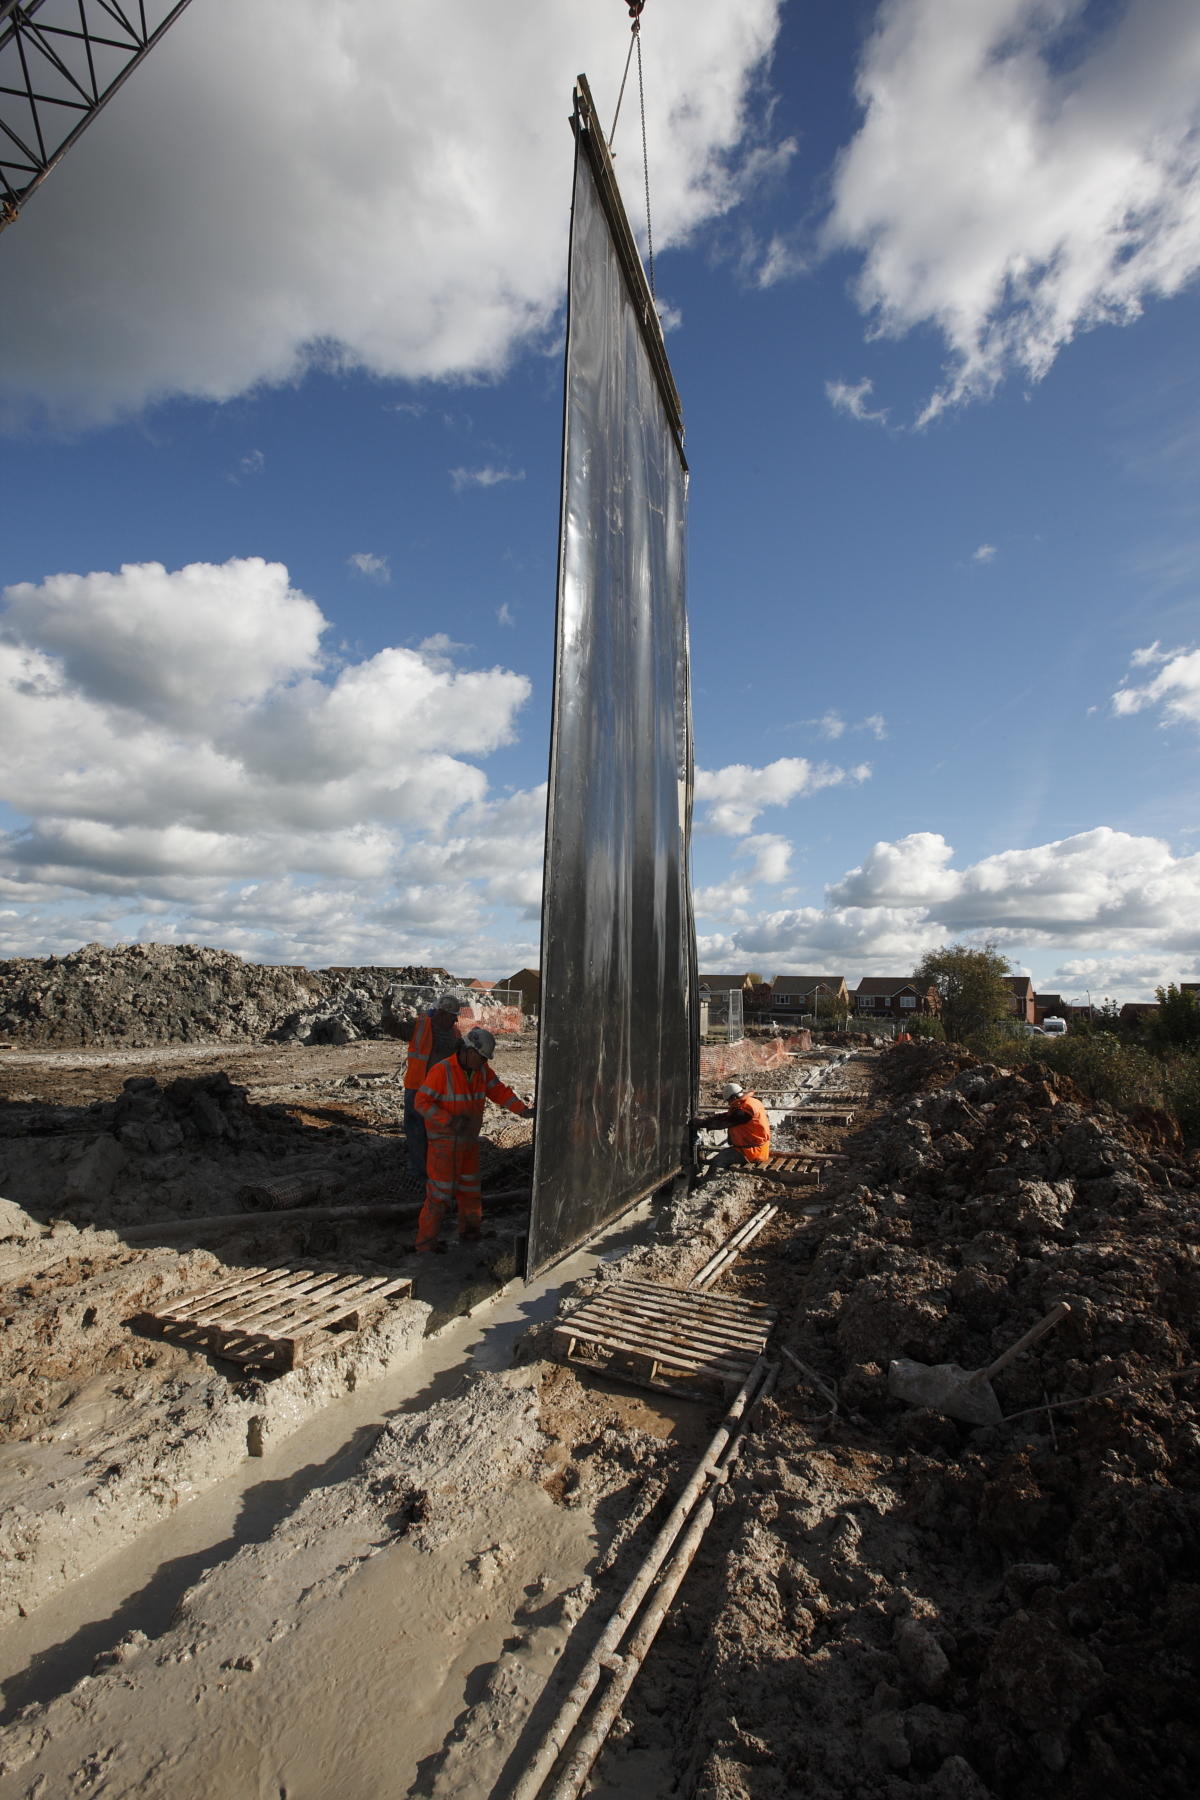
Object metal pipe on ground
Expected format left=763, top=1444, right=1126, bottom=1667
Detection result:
left=690, top=1203, right=776, bottom=1289
left=543, top=1363, right=780, bottom=1800
left=120, top=1189, right=531, bottom=1243
left=508, top=1357, right=771, bottom=1800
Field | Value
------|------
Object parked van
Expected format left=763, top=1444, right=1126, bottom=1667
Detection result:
left=1042, top=1016, right=1067, bottom=1036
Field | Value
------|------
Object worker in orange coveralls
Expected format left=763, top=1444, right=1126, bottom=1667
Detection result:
left=413, top=1026, right=534, bottom=1251
left=398, top=991, right=464, bottom=1185
left=691, top=1081, right=771, bottom=1182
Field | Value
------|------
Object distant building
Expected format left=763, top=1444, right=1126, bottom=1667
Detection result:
left=854, top=977, right=940, bottom=1019
left=501, top=968, right=541, bottom=1013
left=1119, top=1001, right=1159, bottom=1027
left=769, top=975, right=849, bottom=1020
left=1004, top=975, right=1037, bottom=1024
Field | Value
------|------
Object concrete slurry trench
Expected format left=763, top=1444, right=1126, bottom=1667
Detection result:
left=0, top=1044, right=865, bottom=1796
left=0, top=1205, right=656, bottom=1728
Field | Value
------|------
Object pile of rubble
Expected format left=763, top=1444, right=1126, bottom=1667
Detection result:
left=612, top=1043, right=1200, bottom=1800
left=0, top=943, right=454, bottom=1046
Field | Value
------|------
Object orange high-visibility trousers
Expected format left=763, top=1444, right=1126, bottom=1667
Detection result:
left=416, top=1130, right=482, bottom=1249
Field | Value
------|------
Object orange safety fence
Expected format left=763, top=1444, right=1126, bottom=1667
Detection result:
left=699, top=1031, right=810, bottom=1082
left=460, top=1002, right=524, bottom=1035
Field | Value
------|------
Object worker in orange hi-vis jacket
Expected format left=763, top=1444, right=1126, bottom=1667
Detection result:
left=398, top=991, right=464, bottom=1185
left=413, top=1026, right=534, bottom=1251
left=691, top=1081, right=771, bottom=1183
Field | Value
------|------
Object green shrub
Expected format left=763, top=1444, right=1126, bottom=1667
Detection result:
left=906, top=1014, right=945, bottom=1041
left=966, top=1023, right=1031, bottom=1062
left=1031, top=1033, right=1166, bottom=1112
left=1163, top=1053, right=1200, bottom=1141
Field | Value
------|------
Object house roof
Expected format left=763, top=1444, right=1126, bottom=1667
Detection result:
left=698, top=974, right=753, bottom=991
left=1004, top=974, right=1035, bottom=996
left=770, top=975, right=846, bottom=993
left=854, top=977, right=925, bottom=996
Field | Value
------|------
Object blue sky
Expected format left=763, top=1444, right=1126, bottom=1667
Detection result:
left=2, top=0, right=1199, bottom=1002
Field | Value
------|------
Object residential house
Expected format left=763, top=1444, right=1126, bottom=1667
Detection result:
left=769, top=975, right=849, bottom=1021
left=1004, top=975, right=1037, bottom=1024
left=1120, top=1001, right=1159, bottom=1027
left=1034, top=991, right=1069, bottom=1024
left=698, top=974, right=761, bottom=996
left=853, top=977, right=940, bottom=1019
left=501, top=968, right=541, bottom=1014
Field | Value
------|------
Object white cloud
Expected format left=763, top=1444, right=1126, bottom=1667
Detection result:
left=2, top=559, right=323, bottom=728
left=798, top=711, right=887, bottom=741
left=972, top=544, right=997, bottom=564
left=0, top=0, right=787, bottom=428
left=231, top=449, right=265, bottom=481
left=827, top=0, right=1200, bottom=420
left=450, top=466, right=526, bottom=493
left=726, top=825, right=1200, bottom=981
left=752, top=231, right=808, bottom=288
left=1112, top=642, right=1200, bottom=727
left=348, top=552, right=391, bottom=582
left=694, top=882, right=754, bottom=920
left=1053, top=954, right=1193, bottom=1002
left=735, top=833, right=793, bottom=885
left=497, top=603, right=515, bottom=628
left=0, top=559, right=532, bottom=909
left=825, top=377, right=889, bottom=425
left=694, top=756, right=870, bottom=836
left=830, top=832, right=961, bottom=909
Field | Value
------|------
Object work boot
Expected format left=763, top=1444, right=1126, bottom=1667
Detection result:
left=459, top=1226, right=482, bottom=1245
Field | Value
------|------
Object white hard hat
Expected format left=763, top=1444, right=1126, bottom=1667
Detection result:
left=721, top=1081, right=745, bottom=1099
left=463, top=1026, right=495, bottom=1058
left=436, top=992, right=464, bottom=1012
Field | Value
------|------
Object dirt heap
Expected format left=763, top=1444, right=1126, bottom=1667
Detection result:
left=0, top=943, right=454, bottom=1046
left=605, top=1044, right=1200, bottom=1800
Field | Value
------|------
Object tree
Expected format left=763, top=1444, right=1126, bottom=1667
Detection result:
left=911, top=944, right=1013, bottom=1045
left=1152, top=984, right=1200, bottom=1050
left=812, top=987, right=850, bottom=1027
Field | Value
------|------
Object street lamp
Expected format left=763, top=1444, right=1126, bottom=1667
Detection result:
left=813, top=982, right=826, bottom=1030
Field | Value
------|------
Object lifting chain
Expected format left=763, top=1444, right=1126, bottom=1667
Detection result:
left=609, top=0, right=655, bottom=298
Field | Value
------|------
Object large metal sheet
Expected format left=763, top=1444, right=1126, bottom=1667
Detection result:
left=527, top=81, right=696, bottom=1278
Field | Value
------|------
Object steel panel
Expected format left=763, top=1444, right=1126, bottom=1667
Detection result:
left=527, top=86, right=695, bottom=1277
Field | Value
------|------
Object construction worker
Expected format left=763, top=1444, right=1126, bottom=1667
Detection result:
left=399, top=992, right=464, bottom=1185
left=692, top=1081, right=771, bottom=1182
left=413, top=1025, right=534, bottom=1251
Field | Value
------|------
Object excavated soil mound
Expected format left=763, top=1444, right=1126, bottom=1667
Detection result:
left=0, top=942, right=454, bottom=1046
left=599, top=1044, right=1200, bottom=1800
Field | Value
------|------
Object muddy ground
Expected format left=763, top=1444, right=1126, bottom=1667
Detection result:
left=0, top=1036, right=1197, bottom=1798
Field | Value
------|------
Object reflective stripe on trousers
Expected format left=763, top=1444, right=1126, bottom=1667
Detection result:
left=417, top=1132, right=482, bottom=1248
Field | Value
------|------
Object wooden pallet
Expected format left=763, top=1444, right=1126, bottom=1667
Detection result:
left=552, top=1277, right=775, bottom=1400
left=138, top=1264, right=414, bottom=1372
left=763, top=1151, right=816, bottom=1176
left=791, top=1108, right=855, bottom=1124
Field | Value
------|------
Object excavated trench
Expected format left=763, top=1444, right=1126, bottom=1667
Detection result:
left=0, top=1041, right=854, bottom=1796
left=10, top=1039, right=1189, bottom=1800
